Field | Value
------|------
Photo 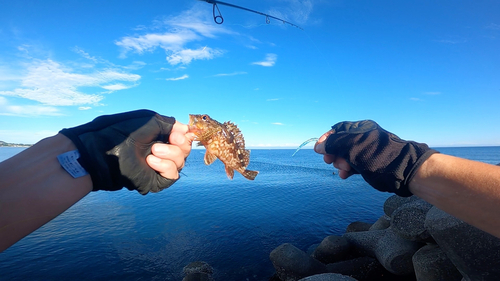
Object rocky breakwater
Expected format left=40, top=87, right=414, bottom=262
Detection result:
left=269, top=195, right=500, bottom=281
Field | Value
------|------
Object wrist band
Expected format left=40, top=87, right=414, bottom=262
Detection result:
left=57, top=150, right=89, bottom=178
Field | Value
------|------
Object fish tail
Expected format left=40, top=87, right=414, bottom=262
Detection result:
left=242, top=169, right=259, bottom=180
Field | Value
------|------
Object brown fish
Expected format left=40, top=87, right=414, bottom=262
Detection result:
left=188, top=114, right=259, bottom=180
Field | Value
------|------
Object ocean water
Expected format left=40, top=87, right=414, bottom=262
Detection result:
left=1, top=146, right=499, bottom=280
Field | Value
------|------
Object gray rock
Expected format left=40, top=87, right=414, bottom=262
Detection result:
left=346, top=221, right=372, bottom=233
left=326, top=256, right=387, bottom=281
left=391, top=200, right=433, bottom=242
left=383, top=195, right=420, bottom=217
left=425, top=206, right=500, bottom=280
left=412, top=244, right=462, bottom=281
left=307, top=243, right=320, bottom=256
left=182, top=272, right=211, bottom=281
left=182, top=261, right=214, bottom=281
left=375, top=227, right=423, bottom=276
left=183, top=261, right=213, bottom=275
left=344, top=228, right=422, bottom=275
left=312, top=235, right=351, bottom=264
left=369, top=214, right=391, bottom=231
left=298, top=273, right=358, bottom=281
left=270, top=243, right=327, bottom=281
left=343, top=230, right=385, bottom=257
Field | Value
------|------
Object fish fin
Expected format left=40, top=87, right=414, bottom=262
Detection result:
left=204, top=151, right=217, bottom=165
left=242, top=150, right=251, bottom=167
left=225, top=165, right=234, bottom=180
left=242, top=169, right=258, bottom=180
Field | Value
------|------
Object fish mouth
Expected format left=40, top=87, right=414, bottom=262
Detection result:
left=187, top=115, right=199, bottom=133
left=188, top=125, right=199, bottom=133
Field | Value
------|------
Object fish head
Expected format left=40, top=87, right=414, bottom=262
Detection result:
left=188, top=114, right=219, bottom=135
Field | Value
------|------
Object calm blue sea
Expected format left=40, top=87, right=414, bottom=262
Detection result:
left=1, top=146, right=499, bottom=280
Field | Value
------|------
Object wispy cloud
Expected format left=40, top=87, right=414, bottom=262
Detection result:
left=0, top=59, right=140, bottom=107
left=0, top=96, right=61, bottom=116
left=267, top=0, right=314, bottom=26
left=167, top=47, right=223, bottom=65
left=485, top=23, right=500, bottom=30
left=115, top=5, right=231, bottom=65
left=267, top=98, right=280, bottom=101
left=252, top=53, right=277, bottom=67
left=212, top=71, right=247, bottom=77
left=166, top=74, right=189, bottom=81
left=411, top=91, right=441, bottom=102
left=272, top=122, right=284, bottom=125
left=434, top=38, right=467, bottom=44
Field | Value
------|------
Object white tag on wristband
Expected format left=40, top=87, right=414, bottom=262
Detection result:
left=57, top=150, right=89, bottom=178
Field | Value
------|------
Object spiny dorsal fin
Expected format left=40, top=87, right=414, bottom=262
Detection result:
left=223, top=121, right=246, bottom=148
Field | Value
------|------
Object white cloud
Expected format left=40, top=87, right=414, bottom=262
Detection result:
left=267, top=98, right=279, bottom=101
left=267, top=0, right=314, bottom=26
left=0, top=59, right=141, bottom=106
left=167, top=47, right=223, bottom=65
left=212, top=71, right=247, bottom=77
left=101, top=83, right=132, bottom=91
left=252, top=53, right=277, bottom=67
left=486, top=23, right=500, bottom=30
left=115, top=5, right=231, bottom=65
left=0, top=96, right=61, bottom=116
left=78, top=106, right=92, bottom=110
left=272, top=122, right=284, bottom=125
left=166, top=74, right=189, bottom=81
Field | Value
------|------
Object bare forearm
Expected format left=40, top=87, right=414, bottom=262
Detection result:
left=410, top=153, right=500, bottom=238
left=0, top=134, right=92, bottom=252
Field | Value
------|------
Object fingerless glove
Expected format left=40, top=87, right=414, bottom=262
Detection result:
left=325, top=120, right=438, bottom=197
left=60, top=110, right=176, bottom=195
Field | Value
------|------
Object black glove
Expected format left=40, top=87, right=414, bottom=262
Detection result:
left=60, top=109, right=177, bottom=195
left=324, top=120, right=438, bottom=197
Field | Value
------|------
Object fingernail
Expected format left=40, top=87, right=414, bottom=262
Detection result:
left=148, top=155, right=161, bottom=164
left=152, top=144, right=168, bottom=154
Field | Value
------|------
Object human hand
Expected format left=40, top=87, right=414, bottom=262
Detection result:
left=314, top=120, right=438, bottom=197
left=314, top=130, right=355, bottom=180
left=146, top=122, right=195, bottom=180
left=60, top=110, right=194, bottom=195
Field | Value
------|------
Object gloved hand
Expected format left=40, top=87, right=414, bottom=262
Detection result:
left=60, top=109, right=190, bottom=195
left=314, top=120, right=438, bottom=197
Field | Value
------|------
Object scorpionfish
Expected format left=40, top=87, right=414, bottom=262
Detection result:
left=188, top=114, right=259, bottom=180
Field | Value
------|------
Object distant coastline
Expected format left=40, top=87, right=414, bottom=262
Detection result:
left=0, top=141, right=31, bottom=147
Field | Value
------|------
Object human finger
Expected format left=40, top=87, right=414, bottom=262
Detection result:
left=333, top=157, right=354, bottom=179
left=314, top=130, right=333, bottom=155
left=151, top=143, right=185, bottom=170
left=169, top=122, right=195, bottom=158
left=146, top=155, right=179, bottom=179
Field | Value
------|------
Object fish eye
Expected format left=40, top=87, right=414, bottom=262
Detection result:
left=202, top=115, right=208, bottom=121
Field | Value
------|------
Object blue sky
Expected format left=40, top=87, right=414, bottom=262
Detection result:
left=1, top=0, right=499, bottom=147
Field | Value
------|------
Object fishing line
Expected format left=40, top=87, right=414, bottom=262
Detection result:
left=199, top=0, right=340, bottom=150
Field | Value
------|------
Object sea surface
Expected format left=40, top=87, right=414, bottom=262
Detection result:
left=1, top=146, right=499, bottom=280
